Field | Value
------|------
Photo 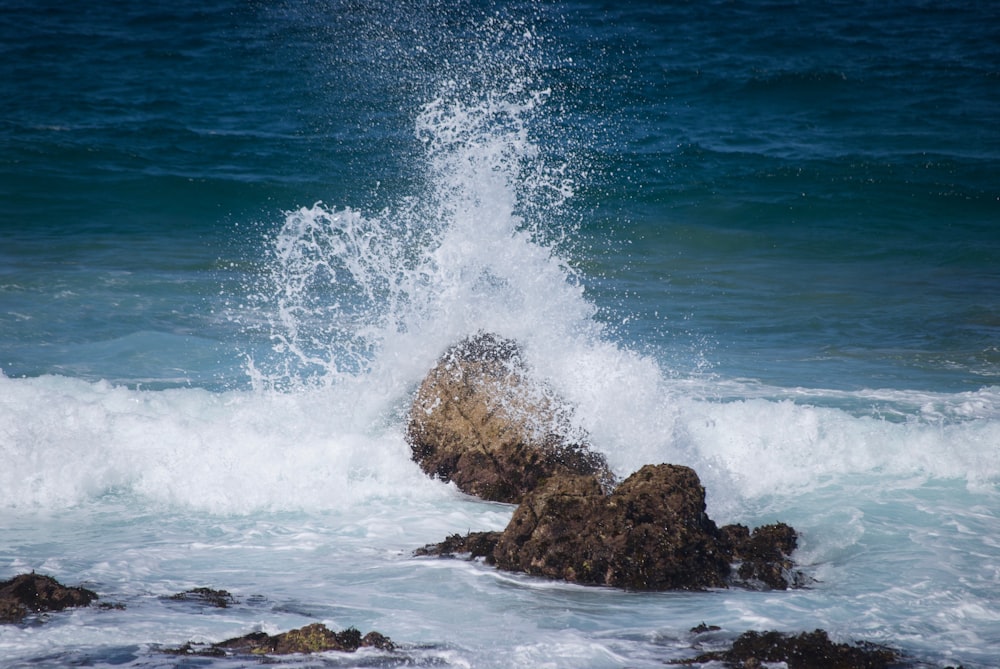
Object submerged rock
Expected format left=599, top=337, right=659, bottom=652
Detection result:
left=166, top=587, right=238, bottom=608
left=719, top=521, right=805, bottom=590
left=168, top=623, right=394, bottom=657
left=0, top=573, right=98, bottom=623
left=671, top=628, right=899, bottom=668
left=407, top=332, right=616, bottom=503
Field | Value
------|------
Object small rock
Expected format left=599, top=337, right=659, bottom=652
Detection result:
left=167, top=587, right=238, bottom=608
left=493, top=464, right=733, bottom=590
left=720, top=522, right=805, bottom=590
left=414, top=532, right=501, bottom=561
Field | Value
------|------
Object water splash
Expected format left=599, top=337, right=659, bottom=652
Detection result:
left=244, top=21, right=593, bottom=392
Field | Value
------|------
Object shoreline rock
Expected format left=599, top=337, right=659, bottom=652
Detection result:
left=408, top=334, right=804, bottom=592
left=670, top=628, right=900, bottom=668
left=418, top=466, right=803, bottom=591
left=0, top=573, right=98, bottom=624
left=407, top=332, right=616, bottom=503
left=166, top=623, right=394, bottom=657
left=166, top=587, right=238, bottom=608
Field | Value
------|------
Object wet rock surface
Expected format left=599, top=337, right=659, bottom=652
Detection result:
left=719, top=521, right=806, bottom=590
left=671, top=628, right=900, bottom=668
left=0, top=573, right=98, bottom=623
left=166, top=587, right=238, bottom=608
left=414, top=531, right=502, bottom=561
left=494, top=465, right=733, bottom=589
left=417, top=465, right=802, bottom=591
left=167, top=623, right=394, bottom=657
left=407, top=332, right=616, bottom=503
left=409, top=334, right=803, bottom=592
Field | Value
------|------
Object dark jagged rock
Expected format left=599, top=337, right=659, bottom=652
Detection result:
left=407, top=332, right=616, bottom=503
left=419, top=465, right=803, bottom=591
left=719, top=522, right=805, bottom=590
left=690, top=622, right=722, bottom=634
left=493, top=465, right=734, bottom=590
left=167, top=587, right=238, bottom=608
left=409, top=335, right=803, bottom=592
left=414, top=531, right=501, bottom=562
left=167, top=623, right=394, bottom=657
left=671, top=629, right=899, bottom=668
left=0, top=573, right=98, bottom=623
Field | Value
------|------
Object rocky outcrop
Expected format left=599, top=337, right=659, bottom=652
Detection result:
left=408, top=334, right=803, bottom=591
left=407, top=332, right=616, bottom=503
left=672, top=629, right=899, bottom=668
left=0, top=573, right=98, bottom=623
left=418, top=465, right=802, bottom=591
left=167, top=623, right=394, bottom=657
left=494, top=465, right=732, bottom=589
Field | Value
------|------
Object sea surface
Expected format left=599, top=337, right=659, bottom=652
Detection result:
left=2, top=1, right=999, bottom=667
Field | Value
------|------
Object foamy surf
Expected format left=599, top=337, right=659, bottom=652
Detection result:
left=3, top=3, right=999, bottom=667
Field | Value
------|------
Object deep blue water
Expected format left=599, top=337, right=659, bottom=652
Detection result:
left=2, top=2, right=999, bottom=667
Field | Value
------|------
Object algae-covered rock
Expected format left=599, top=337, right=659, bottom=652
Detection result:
left=414, top=531, right=502, bottom=561
left=671, top=628, right=899, bottom=668
left=493, top=464, right=733, bottom=590
left=0, top=573, right=98, bottom=623
left=166, top=587, right=238, bottom=608
left=168, top=623, right=394, bottom=657
left=719, top=522, right=804, bottom=590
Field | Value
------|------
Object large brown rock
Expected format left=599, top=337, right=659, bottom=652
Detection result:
left=409, top=335, right=802, bottom=592
left=0, top=573, right=98, bottom=623
left=674, top=629, right=899, bottom=668
left=493, top=464, right=734, bottom=590
left=418, top=465, right=803, bottom=591
left=407, top=332, right=615, bottom=503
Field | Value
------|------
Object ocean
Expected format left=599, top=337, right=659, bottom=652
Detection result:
left=1, top=0, right=998, bottom=666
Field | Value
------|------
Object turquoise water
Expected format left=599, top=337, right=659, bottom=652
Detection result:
left=2, top=1, right=999, bottom=667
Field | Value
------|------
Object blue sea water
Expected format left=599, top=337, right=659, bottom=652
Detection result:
left=2, top=1, right=999, bottom=667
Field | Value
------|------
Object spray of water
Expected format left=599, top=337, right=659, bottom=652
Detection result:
left=243, top=18, right=595, bottom=395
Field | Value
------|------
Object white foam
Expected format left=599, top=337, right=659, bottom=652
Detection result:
left=0, top=373, right=445, bottom=513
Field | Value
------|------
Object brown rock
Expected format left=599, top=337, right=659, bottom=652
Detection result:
left=419, top=464, right=804, bottom=592
left=717, top=522, right=804, bottom=590
left=407, top=333, right=615, bottom=503
left=169, top=623, right=394, bottom=656
left=493, top=464, right=733, bottom=590
left=673, top=629, right=899, bottom=668
left=167, top=587, right=238, bottom=608
left=0, top=573, right=98, bottom=623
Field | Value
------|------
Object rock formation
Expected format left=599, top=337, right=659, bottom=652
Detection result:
left=494, top=465, right=732, bottom=589
left=167, top=623, right=394, bottom=657
left=0, top=573, right=98, bottom=623
left=407, top=332, right=615, bottom=503
left=166, top=587, right=238, bottom=608
left=408, top=334, right=803, bottom=591
left=671, top=628, right=899, bottom=668
left=419, top=465, right=802, bottom=591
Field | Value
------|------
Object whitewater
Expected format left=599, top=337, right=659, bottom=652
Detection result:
left=3, top=5, right=1000, bottom=668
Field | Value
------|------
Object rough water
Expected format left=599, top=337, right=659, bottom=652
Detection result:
left=2, top=1, right=999, bottom=667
